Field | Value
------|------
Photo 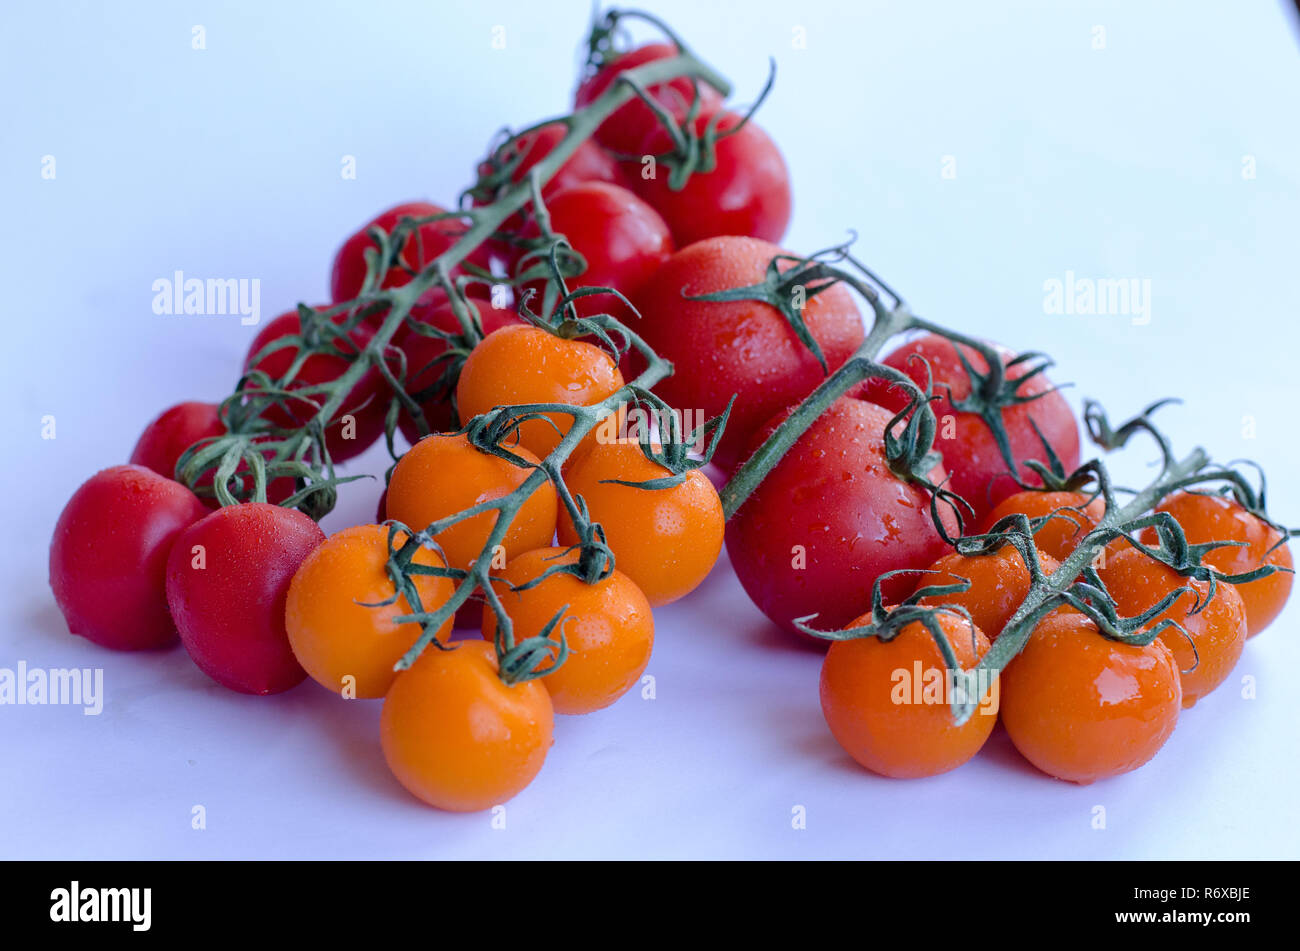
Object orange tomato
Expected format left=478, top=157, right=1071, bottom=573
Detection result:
left=381, top=639, right=553, bottom=812
left=455, top=324, right=625, bottom=459
left=1100, top=547, right=1246, bottom=708
left=981, top=490, right=1106, bottom=563
left=482, top=547, right=653, bottom=714
left=285, top=524, right=453, bottom=698
left=916, top=545, right=1060, bottom=641
left=556, top=440, right=723, bottom=605
left=385, top=432, right=557, bottom=573
left=1000, top=610, right=1181, bottom=784
left=819, top=611, right=997, bottom=778
left=1147, top=491, right=1293, bottom=637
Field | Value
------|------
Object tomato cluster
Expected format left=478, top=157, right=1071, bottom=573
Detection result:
left=47, top=14, right=1295, bottom=819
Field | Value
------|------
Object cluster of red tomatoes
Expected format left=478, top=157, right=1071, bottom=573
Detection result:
left=47, top=26, right=1295, bottom=816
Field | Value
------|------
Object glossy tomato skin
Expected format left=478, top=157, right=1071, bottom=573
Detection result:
left=1000, top=611, right=1181, bottom=784
left=381, top=639, right=554, bottom=812
left=244, top=309, right=387, bottom=462
left=632, top=110, right=791, bottom=246
left=820, top=612, right=996, bottom=778
left=917, top=546, right=1060, bottom=641
left=981, top=490, right=1104, bottom=563
left=329, top=201, right=489, bottom=305
left=574, top=42, right=724, bottom=155
left=129, top=401, right=225, bottom=481
left=394, top=295, right=522, bottom=443
left=482, top=547, right=654, bottom=714
left=862, top=333, right=1079, bottom=521
left=165, top=503, right=324, bottom=694
left=632, top=236, right=864, bottom=469
left=726, top=398, right=958, bottom=638
left=517, top=181, right=673, bottom=321
left=50, top=465, right=209, bottom=651
left=1099, top=547, right=1246, bottom=708
left=1147, top=491, right=1293, bottom=638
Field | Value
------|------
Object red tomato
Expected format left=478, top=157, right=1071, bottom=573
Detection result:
left=517, top=181, right=673, bottom=320
left=574, top=42, right=724, bottom=155
left=329, top=201, right=489, bottom=305
left=631, top=236, right=863, bottom=469
left=631, top=110, right=791, bottom=246
left=726, top=398, right=959, bottom=638
left=49, top=465, right=209, bottom=651
left=129, top=401, right=225, bottom=480
left=165, top=503, right=324, bottom=694
left=394, top=294, right=522, bottom=443
left=862, top=333, right=1079, bottom=521
left=244, top=309, right=387, bottom=462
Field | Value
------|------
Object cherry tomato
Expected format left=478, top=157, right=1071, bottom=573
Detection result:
left=129, top=401, right=225, bottom=480
left=381, top=639, right=553, bottom=811
left=385, top=432, right=558, bottom=573
left=49, top=465, right=209, bottom=651
left=863, top=333, right=1079, bottom=521
left=981, top=490, right=1105, bottom=563
left=632, top=110, right=791, bottom=246
left=917, top=545, right=1060, bottom=641
left=1146, top=491, right=1293, bottom=637
left=517, top=181, right=673, bottom=321
left=631, top=236, right=864, bottom=469
left=1099, top=547, right=1246, bottom=708
left=556, top=440, right=723, bottom=605
left=244, top=308, right=387, bottom=462
left=574, top=42, right=724, bottom=155
left=1000, top=610, right=1181, bottom=784
left=329, top=201, right=488, bottom=305
left=820, top=611, right=996, bottom=778
left=726, top=398, right=958, bottom=637
left=456, top=324, right=625, bottom=460
left=165, top=503, right=324, bottom=694
left=394, top=294, right=521, bottom=443
left=285, top=524, right=454, bottom=698
left=482, top=547, right=654, bottom=714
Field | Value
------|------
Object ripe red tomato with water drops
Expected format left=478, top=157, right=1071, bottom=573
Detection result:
left=329, top=201, right=490, bottom=306
left=632, top=110, right=791, bottom=247
left=517, top=181, right=673, bottom=321
left=130, top=401, right=226, bottom=481
left=574, top=42, right=724, bottom=155
left=49, top=465, right=209, bottom=651
left=166, top=503, right=325, bottom=694
left=726, top=398, right=958, bottom=638
left=244, top=308, right=387, bottom=462
left=631, top=236, right=863, bottom=469
left=862, top=332, right=1079, bottom=521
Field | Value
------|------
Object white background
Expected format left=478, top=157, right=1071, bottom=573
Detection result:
left=2, top=1, right=1298, bottom=859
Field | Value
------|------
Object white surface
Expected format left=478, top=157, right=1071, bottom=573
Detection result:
left=2, top=0, right=1299, bottom=859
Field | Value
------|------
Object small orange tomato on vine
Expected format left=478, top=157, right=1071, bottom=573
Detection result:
left=981, top=490, right=1105, bottom=563
left=916, top=544, right=1060, bottom=641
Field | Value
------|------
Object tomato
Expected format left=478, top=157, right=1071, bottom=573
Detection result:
left=517, top=181, right=673, bottom=321
left=631, top=110, right=791, bottom=246
left=820, top=611, right=996, bottom=778
left=726, top=398, right=958, bottom=637
left=482, top=547, right=654, bottom=714
left=129, top=401, right=225, bottom=481
left=456, top=324, right=626, bottom=460
left=285, top=524, right=454, bottom=698
left=329, top=201, right=488, bottom=305
left=381, top=639, right=553, bottom=811
left=394, top=294, right=521, bottom=443
left=631, top=236, right=864, bottom=469
left=1146, top=491, right=1293, bottom=638
left=165, top=503, right=324, bottom=694
left=917, top=545, right=1060, bottom=641
left=574, top=42, right=724, bottom=155
left=1099, top=547, right=1246, bottom=708
left=244, top=308, right=387, bottom=462
left=981, top=490, right=1105, bottom=563
left=49, top=465, right=209, bottom=651
left=1000, top=610, right=1181, bottom=784
left=385, top=432, right=557, bottom=573
left=556, top=440, right=723, bottom=605
left=862, top=333, right=1079, bottom=521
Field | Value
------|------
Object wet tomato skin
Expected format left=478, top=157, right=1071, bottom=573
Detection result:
left=129, top=401, right=226, bottom=481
